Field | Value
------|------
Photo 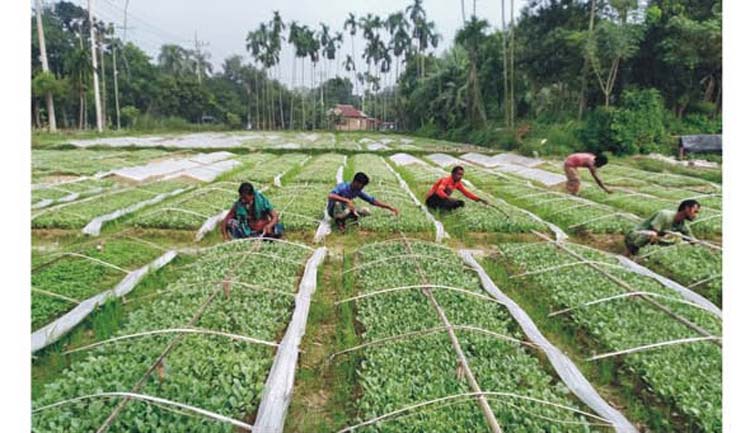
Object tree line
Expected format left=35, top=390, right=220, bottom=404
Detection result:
left=32, top=0, right=721, bottom=154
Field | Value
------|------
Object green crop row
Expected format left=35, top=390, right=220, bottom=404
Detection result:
left=496, top=242, right=722, bottom=432
left=346, top=240, right=607, bottom=432
left=225, top=153, right=308, bottom=184
left=33, top=240, right=311, bottom=432
left=638, top=244, right=722, bottom=306
left=291, top=153, right=345, bottom=184
left=129, top=182, right=237, bottom=230
left=32, top=149, right=173, bottom=181
left=32, top=180, right=193, bottom=230
left=394, top=161, right=548, bottom=234
left=31, top=238, right=164, bottom=330
left=580, top=189, right=721, bottom=236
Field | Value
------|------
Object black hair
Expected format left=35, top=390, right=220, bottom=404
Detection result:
left=353, top=172, right=370, bottom=186
left=451, top=166, right=465, bottom=175
left=678, top=199, right=700, bottom=212
left=594, top=154, right=608, bottom=167
left=238, top=182, right=254, bottom=196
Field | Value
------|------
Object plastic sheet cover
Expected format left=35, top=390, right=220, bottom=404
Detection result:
left=459, top=250, right=638, bottom=433
left=388, top=152, right=428, bottom=167
left=31, top=250, right=177, bottom=353
left=617, top=255, right=722, bottom=319
left=253, top=247, right=327, bottom=433
left=425, top=153, right=464, bottom=168
left=383, top=158, right=446, bottom=242
left=82, top=187, right=190, bottom=236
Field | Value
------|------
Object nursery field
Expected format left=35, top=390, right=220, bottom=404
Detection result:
left=31, top=131, right=722, bottom=433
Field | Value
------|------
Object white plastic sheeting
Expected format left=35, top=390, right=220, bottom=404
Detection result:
left=616, top=255, right=722, bottom=319
left=367, top=142, right=389, bottom=151
left=425, top=153, right=464, bottom=168
left=82, top=187, right=190, bottom=236
left=313, top=161, right=346, bottom=243
left=69, top=136, right=166, bottom=148
left=31, top=250, right=177, bottom=353
left=388, top=153, right=428, bottom=167
left=253, top=247, right=327, bottom=433
left=110, top=159, right=199, bottom=182
left=108, top=152, right=235, bottom=182
left=492, top=153, right=543, bottom=167
left=382, top=158, right=447, bottom=242
left=166, top=159, right=241, bottom=183
left=459, top=250, right=639, bottom=433
left=459, top=153, right=565, bottom=186
left=461, top=152, right=499, bottom=167
left=195, top=210, right=229, bottom=242
left=187, top=151, right=235, bottom=164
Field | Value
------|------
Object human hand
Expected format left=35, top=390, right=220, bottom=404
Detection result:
left=391, top=207, right=400, bottom=216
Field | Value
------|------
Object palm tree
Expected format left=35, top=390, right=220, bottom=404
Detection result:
left=406, top=0, right=426, bottom=77
left=158, top=44, right=191, bottom=76
left=307, top=29, right=321, bottom=129
left=455, top=17, right=489, bottom=126
left=319, top=23, right=331, bottom=121
left=288, top=21, right=302, bottom=129
left=246, top=26, right=268, bottom=129
left=344, top=13, right=358, bottom=105
left=359, top=14, right=383, bottom=116
left=65, top=40, right=91, bottom=130
left=269, top=11, right=286, bottom=129
left=386, top=12, right=410, bottom=125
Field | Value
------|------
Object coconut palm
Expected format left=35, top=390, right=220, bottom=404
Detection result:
left=158, top=44, right=191, bottom=76
left=455, top=16, right=489, bottom=126
left=344, top=13, right=358, bottom=103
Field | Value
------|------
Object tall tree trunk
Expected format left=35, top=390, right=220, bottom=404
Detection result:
left=255, top=72, right=260, bottom=130
left=510, top=0, right=515, bottom=129
left=33, top=98, right=41, bottom=129
left=99, top=36, right=108, bottom=127
left=278, top=64, right=285, bottom=129
left=301, top=60, right=306, bottom=130
left=500, top=0, right=510, bottom=127
left=578, top=0, right=596, bottom=119
left=290, top=57, right=296, bottom=130
left=79, top=84, right=85, bottom=129
left=35, top=0, right=57, bottom=131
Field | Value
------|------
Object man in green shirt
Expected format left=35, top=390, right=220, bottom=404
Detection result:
left=624, top=199, right=700, bottom=255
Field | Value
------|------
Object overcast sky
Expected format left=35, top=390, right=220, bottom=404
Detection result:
left=61, top=0, right=528, bottom=87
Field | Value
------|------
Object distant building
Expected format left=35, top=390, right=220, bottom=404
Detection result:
left=329, top=104, right=379, bottom=131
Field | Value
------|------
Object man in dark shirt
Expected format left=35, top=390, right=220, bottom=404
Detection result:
left=327, top=172, right=399, bottom=231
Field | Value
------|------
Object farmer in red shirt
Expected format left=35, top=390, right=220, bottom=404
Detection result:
left=425, top=166, right=488, bottom=211
left=563, top=152, right=611, bottom=195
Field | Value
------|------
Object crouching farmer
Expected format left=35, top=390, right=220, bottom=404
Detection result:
left=221, top=182, right=284, bottom=240
left=624, top=199, right=700, bottom=255
left=426, top=166, right=487, bottom=211
left=327, top=172, right=399, bottom=231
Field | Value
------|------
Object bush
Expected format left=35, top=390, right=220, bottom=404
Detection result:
left=579, top=88, right=668, bottom=155
left=520, top=121, right=583, bottom=157
left=120, top=106, right=139, bottom=128
left=611, top=88, right=668, bottom=154
left=579, top=107, right=617, bottom=153
left=225, top=112, right=243, bottom=129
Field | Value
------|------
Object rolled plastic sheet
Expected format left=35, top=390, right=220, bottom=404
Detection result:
left=382, top=158, right=446, bottom=242
left=31, top=250, right=178, bottom=353
left=195, top=210, right=229, bottom=242
left=459, top=250, right=639, bottom=433
left=82, top=187, right=191, bottom=236
left=313, top=162, right=345, bottom=244
left=617, top=255, right=722, bottom=319
left=253, top=247, right=327, bottom=433
left=425, top=153, right=464, bottom=168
